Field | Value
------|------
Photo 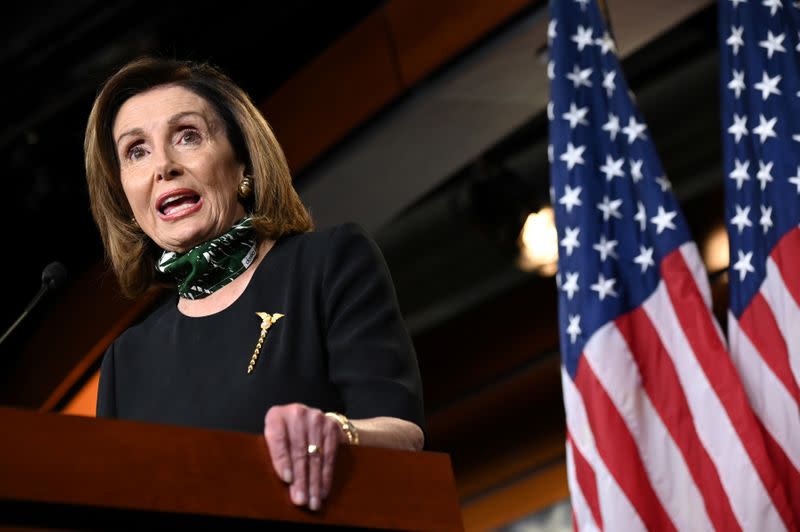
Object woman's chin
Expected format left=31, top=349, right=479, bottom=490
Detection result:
left=156, top=230, right=210, bottom=253
left=153, top=211, right=239, bottom=252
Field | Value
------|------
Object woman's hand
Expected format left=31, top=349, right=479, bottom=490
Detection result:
left=264, top=403, right=344, bottom=511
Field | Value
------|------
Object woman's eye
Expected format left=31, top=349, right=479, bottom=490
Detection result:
left=127, top=144, right=147, bottom=161
left=178, top=129, right=202, bottom=145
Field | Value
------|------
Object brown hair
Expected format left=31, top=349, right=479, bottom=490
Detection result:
left=85, top=57, right=313, bottom=298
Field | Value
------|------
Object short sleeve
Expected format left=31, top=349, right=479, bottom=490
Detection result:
left=322, top=224, right=426, bottom=434
left=96, top=342, right=117, bottom=418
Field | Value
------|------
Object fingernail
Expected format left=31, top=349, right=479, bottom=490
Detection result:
left=283, top=469, right=293, bottom=483
left=291, top=488, right=306, bottom=506
left=309, top=496, right=320, bottom=511
left=322, top=488, right=329, bottom=499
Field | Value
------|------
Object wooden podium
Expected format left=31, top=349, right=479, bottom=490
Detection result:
left=0, top=407, right=463, bottom=530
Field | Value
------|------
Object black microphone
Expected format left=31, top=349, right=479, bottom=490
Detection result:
left=0, top=261, right=67, bottom=347
left=42, top=261, right=67, bottom=291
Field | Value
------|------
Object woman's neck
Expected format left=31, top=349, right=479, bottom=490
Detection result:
left=177, top=238, right=275, bottom=317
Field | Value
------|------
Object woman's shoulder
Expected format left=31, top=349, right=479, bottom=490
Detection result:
left=268, top=223, right=385, bottom=292
left=277, top=223, right=374, bottom=260
left=283, top=223, right=369, bottom=247
left=113, top=293, right=177, bottom=348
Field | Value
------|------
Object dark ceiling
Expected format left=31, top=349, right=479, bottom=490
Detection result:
left=0, top=1, right=381, bottom=348
left=377, top=5, right=723, bottom=336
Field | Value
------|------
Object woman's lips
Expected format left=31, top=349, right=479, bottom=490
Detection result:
left=155, top=188, right=203, bottom=220
left=157, top=196, right=204, bottom=221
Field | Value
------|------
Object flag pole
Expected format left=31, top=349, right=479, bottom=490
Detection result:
left=597, top=0, right=615, bottom=40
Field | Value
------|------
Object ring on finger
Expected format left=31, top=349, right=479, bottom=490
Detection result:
left=307, top=443, right=322, bottom=456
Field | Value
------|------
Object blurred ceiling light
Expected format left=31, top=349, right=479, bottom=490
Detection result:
left=703, top=224, right=729, bottom=273
left=518, top=206, right=558, bottom=276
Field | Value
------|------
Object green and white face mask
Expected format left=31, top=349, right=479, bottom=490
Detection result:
left=156, top=217, right=257, bottom=300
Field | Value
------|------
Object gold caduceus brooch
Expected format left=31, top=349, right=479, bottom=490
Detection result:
left=247, top=312, right=284, bottom=374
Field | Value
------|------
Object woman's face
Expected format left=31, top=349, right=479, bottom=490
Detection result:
left=113, top=85, right=247, bottom=253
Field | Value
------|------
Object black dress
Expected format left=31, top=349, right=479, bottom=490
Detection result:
left=96, top=224, right=425, bottom=436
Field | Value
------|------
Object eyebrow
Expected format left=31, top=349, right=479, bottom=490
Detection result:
left=115, top=111, right=211, bottom=147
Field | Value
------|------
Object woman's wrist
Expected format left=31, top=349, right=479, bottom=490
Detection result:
left=324, top=411, right=359, bottom=445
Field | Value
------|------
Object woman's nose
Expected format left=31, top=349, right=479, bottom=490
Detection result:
left=153, top=148, right=183, bottom=181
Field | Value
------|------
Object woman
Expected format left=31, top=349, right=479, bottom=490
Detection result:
left=85, top=57, right=425, bottom=512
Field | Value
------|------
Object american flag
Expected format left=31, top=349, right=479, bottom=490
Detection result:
left=548, top=0, right=794, bottom=530
left=721, top=0, right=800, bottom=527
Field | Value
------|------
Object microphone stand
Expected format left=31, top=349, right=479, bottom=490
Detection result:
left=0, top=284, right=51, bottom=346
left=0, top=262, right=66, bottom=348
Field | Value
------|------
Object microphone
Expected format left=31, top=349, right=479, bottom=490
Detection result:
left=42, top=261, right=67, bottom=291
left=0, top=261, right=67, bottom=347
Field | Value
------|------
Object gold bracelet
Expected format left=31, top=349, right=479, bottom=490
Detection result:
left=325, top=412, right=360, bottom=445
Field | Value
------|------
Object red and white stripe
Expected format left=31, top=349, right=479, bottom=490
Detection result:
left=566, top=436, right=601, bottom=532
left=562, top=367, right=646, bottom=532
left=561, top=243, right=792, bottom=531
left=728, top=227, right=800, bottom=525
